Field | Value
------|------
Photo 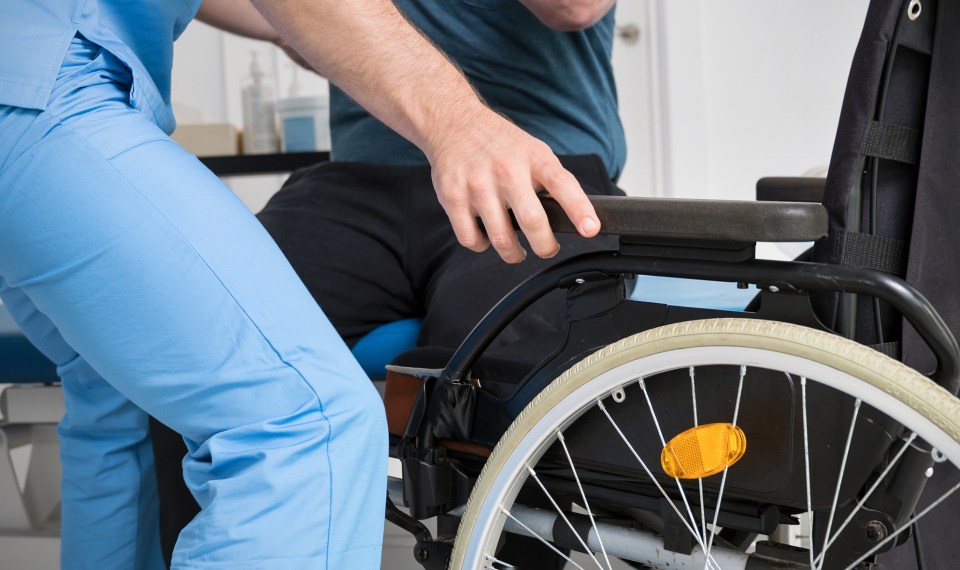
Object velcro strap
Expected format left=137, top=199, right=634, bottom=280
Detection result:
left=840, top=232, right=907, bottom=275
left=863, top=121, right=921, bottom=165
left=869, top=341, right=901, bottom=360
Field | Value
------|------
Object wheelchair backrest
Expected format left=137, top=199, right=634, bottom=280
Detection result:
left=813, top=0, right=960, bottom=375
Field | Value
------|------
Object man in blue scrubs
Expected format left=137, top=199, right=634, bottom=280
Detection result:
left=0, top=0, right=604, bottom=568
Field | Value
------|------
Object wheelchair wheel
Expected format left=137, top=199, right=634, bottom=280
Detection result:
left=451, top=318, right=960, bottom=570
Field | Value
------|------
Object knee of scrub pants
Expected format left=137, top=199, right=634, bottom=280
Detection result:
left=174, top=369, right=388, bottom=569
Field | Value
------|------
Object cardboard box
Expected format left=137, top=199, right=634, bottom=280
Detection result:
left=171, top=123, right=239, bottom=157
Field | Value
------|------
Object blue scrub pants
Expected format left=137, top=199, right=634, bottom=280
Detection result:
left=0, top=37, right=387, bottom=569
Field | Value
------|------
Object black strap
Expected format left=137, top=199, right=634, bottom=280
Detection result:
left=869, top=341, right=901, bottom=360
left=840, top=231, right=908, bottom=275
left=863, top=120, right=922, bottom=165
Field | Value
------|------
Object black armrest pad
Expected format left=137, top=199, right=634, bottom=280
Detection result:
left=756, top=177, right=826, bottom=203
left=541, top=195, right=827, bottom=243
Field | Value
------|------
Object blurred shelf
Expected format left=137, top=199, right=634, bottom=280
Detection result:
left=199, top=151, right=329, bottom=176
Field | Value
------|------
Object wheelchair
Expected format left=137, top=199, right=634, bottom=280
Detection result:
left=382, top=1, right=960, bottom=568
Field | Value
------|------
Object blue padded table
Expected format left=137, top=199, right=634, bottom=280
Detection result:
left=0, top=304, right=57, bottom=383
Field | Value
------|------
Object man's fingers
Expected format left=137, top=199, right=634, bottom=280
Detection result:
left=474, top=198, right=527, bottom=263
left=430, top=119, right=598, bottom=263
left=506, top=188, right=560, bottom=259
left=535, top=159, right=600, bottom=237
left=443, top=202, right=491, bottom=253
left=439, top=182, right=527, bottom=263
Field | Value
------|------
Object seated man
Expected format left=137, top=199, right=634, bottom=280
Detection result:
left=152, top=0, right=623, bottom=565
left=260, top=0, right=624, bottom=355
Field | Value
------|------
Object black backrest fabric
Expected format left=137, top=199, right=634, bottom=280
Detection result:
left=903, top=0, right=960, bottom=375
left=813, top=0, right=958, bottom=375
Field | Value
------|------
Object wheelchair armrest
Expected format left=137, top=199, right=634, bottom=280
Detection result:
left=541, top=195, right=827, bottom=243
left=756, top=177, right=826, bottom=203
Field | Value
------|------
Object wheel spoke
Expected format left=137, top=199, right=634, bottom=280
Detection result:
left=801, top=376, right=816, bottom=570
left=691, top=367, right=709, bottom=546
left=557, top=431, right=613, bottom=570
left=527, top=466, right=606, bottom=570
left=485, top=554, right=515, bottom=569
left=817, top=398, right=862, bottom=570
left=704, top=365, right=746, bottom=567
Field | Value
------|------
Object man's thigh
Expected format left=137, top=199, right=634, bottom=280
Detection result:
left=257, top=162, right=425, bottom=346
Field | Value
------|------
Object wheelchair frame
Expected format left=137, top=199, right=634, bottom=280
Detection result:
left=385, top=194, right=960, bottom=570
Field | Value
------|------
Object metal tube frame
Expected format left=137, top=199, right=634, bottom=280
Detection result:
left=440, top=251, right=960, bottom=394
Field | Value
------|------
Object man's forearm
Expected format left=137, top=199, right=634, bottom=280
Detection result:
left=196, top=0, right=280, bottom=42
left=518, top=0, right=616, bottom=31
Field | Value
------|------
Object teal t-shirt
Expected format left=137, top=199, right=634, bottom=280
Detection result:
left=330, top=0, right=626, bottom=179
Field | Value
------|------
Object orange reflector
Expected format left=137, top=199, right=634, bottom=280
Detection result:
left=660, top=423, right=746, bottom=479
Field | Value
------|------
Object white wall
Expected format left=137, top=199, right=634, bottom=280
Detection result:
left=611, top=1, right=662, bottom=196
left=657, top=0, right=869, bottom=199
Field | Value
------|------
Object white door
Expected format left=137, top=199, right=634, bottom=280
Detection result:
left=612, top=1, right=663, bottom=197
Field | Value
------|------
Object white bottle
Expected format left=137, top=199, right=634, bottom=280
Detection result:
left=241, top=52, right=279, bottom=154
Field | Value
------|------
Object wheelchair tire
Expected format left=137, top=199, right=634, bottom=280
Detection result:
left=451, top=318, right=960, bottom=570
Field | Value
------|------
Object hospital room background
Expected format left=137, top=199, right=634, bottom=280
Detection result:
left=0, top=1, right=871, bottom=568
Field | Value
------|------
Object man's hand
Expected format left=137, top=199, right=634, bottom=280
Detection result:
left=427, top=108, right=600, bottom=264
left=421, top=0, right=612, bottom=262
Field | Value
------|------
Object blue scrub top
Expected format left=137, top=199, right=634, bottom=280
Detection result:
left=0, top=0, right=201, bottom=134
left=329, top=0, right=626, bottom=180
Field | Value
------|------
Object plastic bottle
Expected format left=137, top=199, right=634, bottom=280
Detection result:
left=276, top=65, right=331, bottom=152
left=241, top=52, right=279, bottom=154
left=277, top=98, right=330, bottom=152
